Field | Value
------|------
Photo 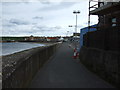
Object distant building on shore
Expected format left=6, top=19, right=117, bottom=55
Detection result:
left=46, top=37, right=59, bottom=42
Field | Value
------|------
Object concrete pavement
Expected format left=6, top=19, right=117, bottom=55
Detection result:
left=29, top=42, right=115, bottom=88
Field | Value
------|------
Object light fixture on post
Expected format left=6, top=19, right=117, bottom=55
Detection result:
left=73, top=10, right=80, bottom=33
left=68, top=25, right=74, bottom=36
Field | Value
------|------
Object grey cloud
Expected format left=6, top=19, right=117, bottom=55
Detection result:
left=32, top=25, right=61, bottom=33
left=32, top=26, right=44, bottom=30
left=39, top=0, right=51, bottom=4
left=32, top=25, right=48, bottom=32
left=3, top=24, right=16, bottom=28
left=32, top=23, right=37, bottom=25
left=39, top=2, right=77, bottom=11
left=3, top=19, right=17, bottom=27
left=2, top=2, right=29, bottom=6
left=3, top=27, right=34, bottom=36
left=51, top=26, right=61, bottom=29
left=34, top=27, right=54, bottom=32
left=41, top=2, right=50, bottom=4
left=9, top=19, right=29, bottom=25
left=33, top=16, right=43, bottom=20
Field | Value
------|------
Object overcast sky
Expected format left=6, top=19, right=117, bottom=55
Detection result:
left=1, top=0, right=98, bottom=37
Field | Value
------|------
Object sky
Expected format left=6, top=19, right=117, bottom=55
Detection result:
left=1, top=0, right=98, bottom=37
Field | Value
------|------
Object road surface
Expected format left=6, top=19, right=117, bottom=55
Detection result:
left=29, top=42, right=115, bottom=88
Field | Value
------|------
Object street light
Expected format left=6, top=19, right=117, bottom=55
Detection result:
left=68, top=25, right=72, bottom=27
left=72, top=10, right=80, bottom=50
left=68, top=25, right=75, bottom=36
left=68, top=25, right=75, bottom=31
left=73, top=10, right=80, bottom=33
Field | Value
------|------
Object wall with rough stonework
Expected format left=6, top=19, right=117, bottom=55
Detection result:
left=79, top=46, right=120, bottom=88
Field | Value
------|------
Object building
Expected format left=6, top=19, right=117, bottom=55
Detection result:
left=80, top=24, right=97, bottom=50
left=80, top=1, right=120, bottom=88
left=46, top=37, right=59, bottom=42
left=25, top=36, right=47, bottom=42
left=90, top=2, right=120, bottom=29
left=85, top=1, right=120, bottom=51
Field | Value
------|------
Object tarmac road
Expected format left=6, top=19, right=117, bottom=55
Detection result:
left=29, top=42, right=115, bottom=88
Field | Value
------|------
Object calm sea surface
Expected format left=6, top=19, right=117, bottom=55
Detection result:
left=0, top=42, right=46, bottom=56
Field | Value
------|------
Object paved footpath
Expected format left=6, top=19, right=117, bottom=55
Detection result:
left=29, top=42, right=115, bottom=88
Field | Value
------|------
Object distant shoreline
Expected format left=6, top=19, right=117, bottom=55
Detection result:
left=0, top=42, right=58, bottom=46
left=0, top=40, right=60, bottom=43
left=0, top=42, right=59, bottom=56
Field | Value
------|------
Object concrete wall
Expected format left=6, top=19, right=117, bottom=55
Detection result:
left=2, top=43, right=61, bottom=88
left=79, top=46, right=120, bottom=88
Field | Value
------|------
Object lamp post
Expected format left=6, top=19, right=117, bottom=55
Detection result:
left=68, top=25, right=74, bottom=36
left=72, top=10, right=80, bottom=50
left=73, top=10, right=80, bottom=33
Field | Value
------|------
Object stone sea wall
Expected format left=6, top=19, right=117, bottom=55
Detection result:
left=2, top=43, right=61, bottom=88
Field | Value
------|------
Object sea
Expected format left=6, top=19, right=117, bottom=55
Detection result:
left=0, top=42, right=46, bottom=56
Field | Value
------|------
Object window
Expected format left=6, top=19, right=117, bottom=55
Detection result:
left=112, top=18, right=117, bottom=27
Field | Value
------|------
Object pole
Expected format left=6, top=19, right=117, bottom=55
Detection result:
left=75, top=14, right=77, bottom=49
left=87, top=0, right=91, bottom=47
left=73, top=10, right=80, bottom=50
left=88, top=0, right=90, bottom=31
left=76, top=14, right=77, bottom=33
